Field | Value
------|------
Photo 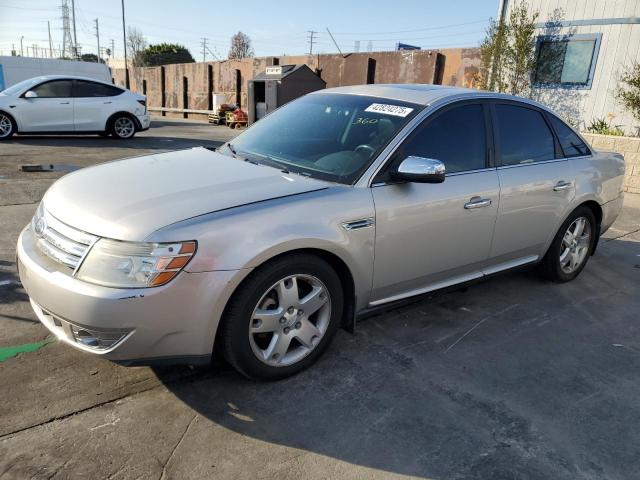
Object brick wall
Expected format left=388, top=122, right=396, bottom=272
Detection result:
left=582, top=133, right=640, bottom=194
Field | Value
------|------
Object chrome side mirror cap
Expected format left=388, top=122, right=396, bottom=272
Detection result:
left=391, top=156, right=446, bottom=183
left=24, top=90, right=38, bottom=99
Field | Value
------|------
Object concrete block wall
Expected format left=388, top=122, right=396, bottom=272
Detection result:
left=112, top=49, right=481, bottom=121
left=582, top=133, right=640, bottom=194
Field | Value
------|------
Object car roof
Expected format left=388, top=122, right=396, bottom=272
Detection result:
left=313, top=83, right=549, bottom=110
left=21, top=74, right=120, bottom=87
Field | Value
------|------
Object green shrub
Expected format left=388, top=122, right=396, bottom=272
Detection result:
left=587, top=117, right=624, bottom=136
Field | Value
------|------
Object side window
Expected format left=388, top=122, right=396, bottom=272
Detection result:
left=495, top=104, right=555, bottom=166
left=74, top=80, right=123, bottom=97
left=31, top=80, right=72, bottom=98
left=398, top=104, right=487, bottom=174
left=548, top=114, right=590, bottom=157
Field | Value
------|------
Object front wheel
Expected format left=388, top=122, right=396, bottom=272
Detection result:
left=221, top=254, right=344, bottom=380
left=0, top=112, right=15, bottom=140
left=110, top=115, right=136, bottom=139
left=539, top=206, right=596, bottom=282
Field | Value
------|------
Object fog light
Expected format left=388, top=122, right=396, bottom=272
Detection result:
left=70, top=325, right=131, bottom=351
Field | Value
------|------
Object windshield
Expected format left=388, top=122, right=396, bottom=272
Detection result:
left=226, top=93, right=422, bottom=184
left=1, top=77, right=44, bottom=95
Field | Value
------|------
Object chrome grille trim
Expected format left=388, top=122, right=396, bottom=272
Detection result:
left=36, top=209, right=99, bottom=273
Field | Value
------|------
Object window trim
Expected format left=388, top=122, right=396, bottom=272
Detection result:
left=372, top=99, right=494, bottom=184
left=490, top=100, right=563, bottom=168
left=532, top=33, right=602, bottom=90
left=21, top=79, right=74, bottom=99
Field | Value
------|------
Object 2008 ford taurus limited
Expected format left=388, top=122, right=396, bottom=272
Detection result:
left=17, top=84, right=625, bottom=380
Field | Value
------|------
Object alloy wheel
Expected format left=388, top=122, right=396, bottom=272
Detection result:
left=0, top=113, right=13, bottom=138
left=113, top=117, right=135, bottom=138
left=559, top=216, right=591, bottom=274
left=249, top=274, right=332, bottom=367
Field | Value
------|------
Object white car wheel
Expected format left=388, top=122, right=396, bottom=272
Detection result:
left=0, top=112, right=15, bottom=140
left=111, top=116, right=136, bottom=139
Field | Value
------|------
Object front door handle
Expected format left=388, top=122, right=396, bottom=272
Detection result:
left=59, top=101, right=70, bottom=105
left=464, top=196, right=492, bottom=209
left=103, top=101, right=112, bottom=104
left=553, top=181, right=573, bottom=191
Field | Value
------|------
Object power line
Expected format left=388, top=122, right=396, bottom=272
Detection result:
left=331, top=19, right=489, bottom=36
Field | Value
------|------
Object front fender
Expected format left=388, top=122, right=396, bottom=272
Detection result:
left=147, top=187, right=376, bottom=310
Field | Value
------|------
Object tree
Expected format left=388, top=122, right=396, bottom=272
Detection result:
left=616, top=62, right=640, bottom=123
left=140, top=43, right=194, bottom=66
left=80, top=53, right=104, bottom=63
left=126, top=27, right=147, bottom=67
left=478, top=1, right=539, bottom=96
left=228, top=31, right=254, bottom=59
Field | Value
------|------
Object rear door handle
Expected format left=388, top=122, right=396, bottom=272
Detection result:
left=59, top=101, right=70, bottom=105
left=553, top=181, right=573, bottom=191
left=464, top=196, right=492, bottom=209
left=103, top=101, right=112, bottom=104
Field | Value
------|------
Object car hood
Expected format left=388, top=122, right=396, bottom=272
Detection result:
left=43, top=147, right=330, bottom=241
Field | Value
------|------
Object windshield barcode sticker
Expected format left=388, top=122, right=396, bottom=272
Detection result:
left=365, top=103, right=414, bottom=117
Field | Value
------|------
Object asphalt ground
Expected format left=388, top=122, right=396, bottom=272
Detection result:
left=1, top=119, right=639, bottom=479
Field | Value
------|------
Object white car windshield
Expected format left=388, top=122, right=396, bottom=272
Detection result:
left=225, top=93, right=422, bottom=184
left=1, top=77, right=45, bottom=95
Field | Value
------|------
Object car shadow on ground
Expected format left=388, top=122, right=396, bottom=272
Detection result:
left=4, top=135, right=223, bottom=151
left=152, top=234, right=640, bottom=479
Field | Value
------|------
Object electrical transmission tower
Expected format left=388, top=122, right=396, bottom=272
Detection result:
left=61, top=0, right=75, bottom=58
left=200, top=37, right=208, bottom=62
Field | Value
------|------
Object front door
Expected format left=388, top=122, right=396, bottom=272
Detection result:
left=487, top=102, right=576, bottom=266
left=15, top=79, right=74, bottom=132
left=370, top=101, right=499, bottom=305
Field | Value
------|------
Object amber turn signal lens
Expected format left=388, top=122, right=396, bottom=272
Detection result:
left=180, top=242, right=196, bottom=254
left=150, top=271, right=178, bottom=286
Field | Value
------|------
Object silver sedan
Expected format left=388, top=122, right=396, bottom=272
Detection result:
left=16, top=84, right=625, bottom=380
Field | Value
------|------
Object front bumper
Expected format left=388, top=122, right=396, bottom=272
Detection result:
left=17, top=226, right=240, bottom=365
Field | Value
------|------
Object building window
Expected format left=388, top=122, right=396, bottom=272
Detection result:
left=533, top=34, right=601, bottom=88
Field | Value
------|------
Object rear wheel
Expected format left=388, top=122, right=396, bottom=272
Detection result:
left=110, top=115, right=136, bottom=139
left=221, top=254, right=344, bottom=380
left=0, top=112, right=15, bottom=140
left=540, top=206, right=596, bottom=282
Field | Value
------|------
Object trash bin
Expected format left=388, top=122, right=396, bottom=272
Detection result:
left=247, top=64, right=326, bottom=125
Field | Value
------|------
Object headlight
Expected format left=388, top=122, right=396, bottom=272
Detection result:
left=76, top=239, right=196, bottom=288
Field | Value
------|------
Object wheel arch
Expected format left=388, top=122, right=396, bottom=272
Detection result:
left=105, top=111, right=141, bottom=132
left=212, top=247, right=357, bottom=359
left=0, top=109, right=18, bottom=133
left=578, top=199, right=603, bottom=254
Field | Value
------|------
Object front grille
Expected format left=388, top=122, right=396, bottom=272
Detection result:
left=35, top=210, right=98, bottom=272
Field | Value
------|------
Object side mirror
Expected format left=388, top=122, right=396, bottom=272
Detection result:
left=24, top=91, right=38, bottom=99
left=391, top=156, right=445, bottom=183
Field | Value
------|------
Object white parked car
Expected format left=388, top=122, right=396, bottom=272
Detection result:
left=0, top=75, right=149, bottom=139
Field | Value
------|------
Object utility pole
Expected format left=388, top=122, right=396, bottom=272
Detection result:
left=20, top=36, right=24, bottom=56
left=48, top=21, right=53, bottom=57
left=121, top=0, right=129, bottom=88
left=94, top=18, right=101, bottom=63
left=71, top=0, right=78, bottom=57
left=307, top=30, right=316, bottom=55
left=110, top=38, right=115, bottom=59
left=200, top=37, right=208, bottom=62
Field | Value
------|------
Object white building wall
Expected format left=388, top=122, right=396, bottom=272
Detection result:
left=501, top=0, right=640, bottom=134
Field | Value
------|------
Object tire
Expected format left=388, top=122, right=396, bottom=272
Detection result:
left=221, top=253, right=344, bottom=380
left=0, top=112, right=16, bottom=140
left=110, top=115, right=136, bottom=139
left=539, top=206, right=597, bottom=282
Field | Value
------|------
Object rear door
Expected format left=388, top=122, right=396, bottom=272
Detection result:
left=15, top=79, right=74, bottom=132
left=370, top=101, right=500, bottom=305
left=72, top=80, right=123, bottom=131
left=487, top=101, right=576, bottom=268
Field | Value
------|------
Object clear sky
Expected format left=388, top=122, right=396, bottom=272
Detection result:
left=0, top=0, right=498, bottom=60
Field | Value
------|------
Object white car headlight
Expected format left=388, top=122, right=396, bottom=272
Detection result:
left=76, top=238, right=196, bottom=288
